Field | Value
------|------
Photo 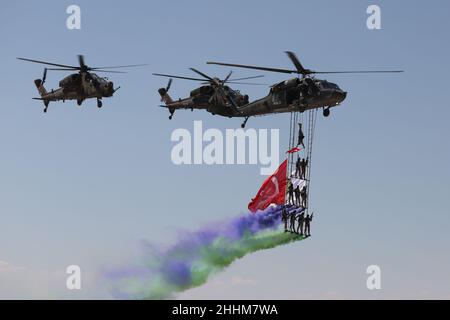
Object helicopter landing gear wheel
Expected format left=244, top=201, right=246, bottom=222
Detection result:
left=323, top=107, right=330, bottom=117
left=241, top=116, right=250, bottom=128
left=169, top=115, right=173, bottom=120
left=97, top=99, right=103, bottom=108
left=77, top=99, right=83, bottom=106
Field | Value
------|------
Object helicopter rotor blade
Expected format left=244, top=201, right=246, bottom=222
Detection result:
left=91, top=70, right=127, bottom=74
left=189, top=68, right=214, bottom=81
left=209, top=54, right=404, bottom=76
left=91, top=64, right=148, bottom=70
left=285, top=51, right=311, bottom=74
left=166, top=78, right=172, bottom=92
left=42, top=68, right=47, bottom=84
left=78, top=55, right=86, bottom=70
left=222, top=71, right=233, bottom=84
left=228, top=75, right=265, bottom=81
left=46, top=68, right=81, bottom=71
left=226, top=81, right=268, bottom=85
left=153, top=73, right=206, bottom=82
left=201, top=81, right=267, bottom=85
left=313, top=70, right=404, bottom=74
left=207, top=61, right=296, bottom=74
left=17, top=57, right=79, bottom=69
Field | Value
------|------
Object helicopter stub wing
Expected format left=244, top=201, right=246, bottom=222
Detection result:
left=160, top=97, right=200, bottom=110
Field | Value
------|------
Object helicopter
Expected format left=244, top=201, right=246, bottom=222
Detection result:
left=207, top=51, right=404, bottom=127
left=17, top=55, right=146, bottom=113
left=153, top=68, right=265, bottom=120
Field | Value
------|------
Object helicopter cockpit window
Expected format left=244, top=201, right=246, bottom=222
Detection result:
left=321, top=81, right=339, bottom=90
left=90, top=73, right=106, bottom=84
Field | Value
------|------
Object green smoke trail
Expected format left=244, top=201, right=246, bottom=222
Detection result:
left=106, top=207, right=306, bottom=299
left=142, top=230, right=304, bottom=299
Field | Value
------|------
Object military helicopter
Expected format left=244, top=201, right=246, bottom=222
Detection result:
left=153, top=68, right=265, bottom=120
left=207, top=51, right=403, bottom=127
left=17, top=55, right=146, bottom=113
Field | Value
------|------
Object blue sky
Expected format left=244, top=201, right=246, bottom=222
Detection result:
left=0, top=0, right=449, bottom=298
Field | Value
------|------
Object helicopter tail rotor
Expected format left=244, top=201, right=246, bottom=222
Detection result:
left=158, top=78, right=173, bottom=102
left=33, top=79, right=50, bottom=112
left=41, top=68, right=47, bottom=85
left=34, top=78, right=48, bottom=97
left=158, top=79, right=174, bottom=105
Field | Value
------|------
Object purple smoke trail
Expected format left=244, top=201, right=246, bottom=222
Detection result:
left=104, top=205, right=303, bottom=299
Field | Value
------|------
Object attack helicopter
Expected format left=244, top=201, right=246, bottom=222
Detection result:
left=18, top=55, right=146, bottom=113
left=153, top=68, right=265, bottom=120
left=207, top=51, right=403, bottom=127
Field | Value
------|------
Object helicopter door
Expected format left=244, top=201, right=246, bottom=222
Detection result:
left=286, top=87, right=299, bottom=105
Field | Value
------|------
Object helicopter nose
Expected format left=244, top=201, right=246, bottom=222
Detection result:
left=335, top=90, right=347, bottom=102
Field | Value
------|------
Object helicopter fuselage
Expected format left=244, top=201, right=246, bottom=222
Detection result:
left=158, top=77, right=346, bottom=122
left=235, top=77, right=347, bottom=118
left=38, top=72, right=115, bottom=102
left=159, top=84, right=249, bottom=116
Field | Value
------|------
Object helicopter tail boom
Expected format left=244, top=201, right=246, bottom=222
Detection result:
left=34, top=79, right=48, bottom=97
left=34, top=79, right=50, bottom=108
left=158, top=87, right=173, bottom=105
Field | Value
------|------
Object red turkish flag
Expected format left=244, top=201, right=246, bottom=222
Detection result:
left=248, top=160, right=287, bottom=213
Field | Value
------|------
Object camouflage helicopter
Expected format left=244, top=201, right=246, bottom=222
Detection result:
left=153, top=68, right=265, bottom=120
left=17, top=55, right=146, bottom=113
left=207, top=51, right=403, bottom=127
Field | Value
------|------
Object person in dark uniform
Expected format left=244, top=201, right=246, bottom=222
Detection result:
left=300, top=185, right=308, bottom=207
left=304, top=213, right=313, bottom=236
left=297, top=211, right=305, bottom=235
left=301, top=158, right=308, bottom=179
left=305, top=78, right=319, bottom=97
left=289, top=211, right=296, bottom=232
left=281, top=207, right=288, bottom=232
left=305, top=158, right=309, bottom=177
left=288, top=181, right=294, bottom=205
left=298, top=158, right=304, bottom=179
left=295, top=156, right=301, bottom=178
left=294, top=185, right=301, bottom=206
left=297, top=123, right=305, bottom=148
left=300, top=159, right=306, bottom=179
left=299, top=80, right=309, bottom=105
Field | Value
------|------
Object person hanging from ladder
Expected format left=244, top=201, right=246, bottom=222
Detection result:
left=295, top=156, right=301, bottom=178
left=287, top=180, right=295, bottom=205
left=300, top=157, right=309, bottom=180
left=289, top=210, right=297, bottom=233
left=297, top=123, right=305, bottom=148
left=281, top=207, right=288, bottom=232
left=304, top=212, right=313, bottom=237
left=299, top=158, right=304, bottom=179
left=296, top=211, right=305, bottom=236
left=294, top=184, right=301, bottom=207
left=300, top=185, right=308, bottom=208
